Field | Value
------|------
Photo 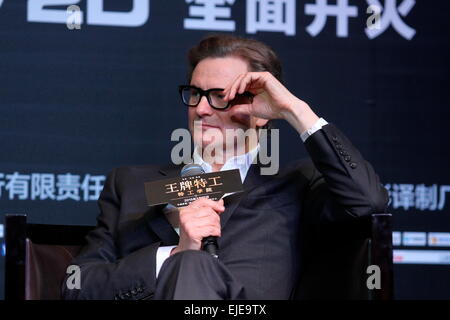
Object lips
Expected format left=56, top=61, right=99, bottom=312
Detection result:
left=201, top=123, right=220, bottom=130
left=192, top=119, right=221, bottom=132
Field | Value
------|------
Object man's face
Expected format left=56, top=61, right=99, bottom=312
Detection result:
left=188, top=56, right=268, bottom=154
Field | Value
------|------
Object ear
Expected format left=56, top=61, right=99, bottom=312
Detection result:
left=255, top=117, right=269, bottom=128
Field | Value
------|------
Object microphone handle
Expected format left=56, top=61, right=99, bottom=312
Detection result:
left=202, top=236, right=219, bottom=258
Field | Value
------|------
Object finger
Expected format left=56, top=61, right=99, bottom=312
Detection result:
left=191, top=197, right=217, bottom=208
left=226, top=73, right=246, bottom=101
left=229, top=73, right=247, bottom=101
left=224, top=73, right=244, bottom=100
left=202, top=209, right=223, bottom=227
left=233, top=73, right=264, bottom=100
left=224, top=77, right=237, bottom=101
left=188, top=197, right=208, bottom=210
left=180, top=205, right=211, bottom=220
left=199, top=210, right=221, bottom=226
left=182, top=207, right=221, bottom=226
left=196, top=217, right=221, bottom=233
left=186, top=216, right=220, bottom=230
left=195, top=198, right=225, bottom=212
left=243, top=73, right=268, bottom=94
left=185, top=218, right=221, bottom=238
left=200, top=226, right=221, bottom=238
left=238, top=73, right=255, bottom=95
left=192, top=207, right=219, bottom=219
left=184, top=218, right=222, bottom=241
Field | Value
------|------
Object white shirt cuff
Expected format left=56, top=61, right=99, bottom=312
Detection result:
left=156, top=245, right=177, bottom=278
left=300, top=118, right=328, bottom=142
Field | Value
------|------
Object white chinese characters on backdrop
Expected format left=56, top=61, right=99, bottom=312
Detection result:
left=22, top=0, right=416, bottom=40
left=182, top=0, right=416, bottom=39
left=0, top=172, right=105, bottom=202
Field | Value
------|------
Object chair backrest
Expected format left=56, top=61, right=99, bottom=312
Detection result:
left=4, top=214, right=94, bottom=300
left=5, top=213, right=393, bottom=300
left=295, top=213, right=394, bottom=300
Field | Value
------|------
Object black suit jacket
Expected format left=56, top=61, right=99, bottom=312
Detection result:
left=62, top=124, right=388, bottom=300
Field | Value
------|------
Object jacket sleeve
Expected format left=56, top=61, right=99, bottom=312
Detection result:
left=301, top=123, right=389, bottom=223
left=62, top=167, right=160, bottom=300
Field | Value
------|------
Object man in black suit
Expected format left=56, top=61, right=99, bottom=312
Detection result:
left=62, top=35, right=388, bottom=300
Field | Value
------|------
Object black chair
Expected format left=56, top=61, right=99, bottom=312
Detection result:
left=295, top=213, right=394, bottom=300
left=4, top=213, right=393, bottom=300
left=4, top=214, right=94, bottom=300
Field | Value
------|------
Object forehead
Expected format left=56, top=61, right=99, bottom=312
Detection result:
left=190, top=56, right=249, bottom=89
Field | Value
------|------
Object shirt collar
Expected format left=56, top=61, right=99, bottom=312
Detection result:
left=192, top=145, right=259, bottom=183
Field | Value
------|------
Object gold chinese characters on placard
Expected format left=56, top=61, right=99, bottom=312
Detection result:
left=164, top=175, right=223, bottom=200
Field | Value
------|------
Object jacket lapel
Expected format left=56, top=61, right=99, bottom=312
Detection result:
left=145, top=164, right=183, bottom=246
left=220, top=162, right=273, bottom=229
left=146, top=204, right=179, bottom=246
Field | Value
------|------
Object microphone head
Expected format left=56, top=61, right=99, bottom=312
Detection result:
left=181, top=163, right=205, bottom=177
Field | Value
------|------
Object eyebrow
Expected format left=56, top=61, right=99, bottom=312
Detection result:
left=189, top=85, right=225, bottom=92
left=189, top=83, right=225, bottom=90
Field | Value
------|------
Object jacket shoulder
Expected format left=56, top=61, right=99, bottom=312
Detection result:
left=105, top=164, right=171, bottom=193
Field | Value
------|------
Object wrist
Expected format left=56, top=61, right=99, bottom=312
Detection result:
left=281, top=99, right=320, bottom=134
left=171, top=240, right=201, bottom=255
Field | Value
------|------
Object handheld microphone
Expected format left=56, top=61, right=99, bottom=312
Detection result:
left=181, top=164, right=219, bottom=258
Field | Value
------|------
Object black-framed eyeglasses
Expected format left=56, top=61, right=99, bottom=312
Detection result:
left=178, top=85, right=254, bottom=110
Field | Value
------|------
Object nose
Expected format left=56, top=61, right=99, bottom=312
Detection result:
left=195, top=96, right=214, bottom=117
